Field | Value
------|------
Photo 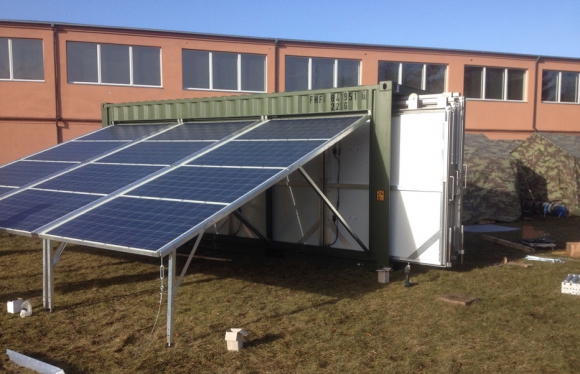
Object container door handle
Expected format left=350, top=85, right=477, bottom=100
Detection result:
left=449, top=176, right=455, bottom=202
left=463, top=164, right=467, bottom=188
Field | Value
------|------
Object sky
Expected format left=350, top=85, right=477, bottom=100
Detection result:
left=3, top=0, right=580, bottom=58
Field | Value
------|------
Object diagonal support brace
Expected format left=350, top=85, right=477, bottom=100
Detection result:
left=298, top=167, right=370, bottom=254
left=233, top=210, right=270, bottom=242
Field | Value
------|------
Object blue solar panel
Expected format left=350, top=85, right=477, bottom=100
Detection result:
left=238, top=116, right=363, bottom=140
left=130, top=166, right=280, bottom=203
left=0, top=161, right=74, bottom=187
left=0, top=187, right=15, bottom=196
left=79, top=123, right=172, bottom=141
left=189, top=140, right=324, bottom=167
left=36, top=164, right=164, bottom=194
left=48, top=197, right=223, bottom=251
left=99, top=141, right=213, bottom=165
left=150, top=121, right=254, bottom=141
left=26, top=142, right=125, bottom=162
left=0, top=190, right=98, bottom=232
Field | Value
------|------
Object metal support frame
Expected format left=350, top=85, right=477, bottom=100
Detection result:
left=166, top=229, right=205, bottom=347
left=298, top=167, right=370, bottom=254
left=42, top=240, right=67, bottom=311
left=233, top=210, right=270, bottom=242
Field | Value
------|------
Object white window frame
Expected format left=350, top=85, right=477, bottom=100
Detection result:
left=305, top=57, right=361, bottom=90
left=379, top=62, right=447, bottom=92
left=542, top=70, right=580, bottom=104
left=68, top=43, right=162, bottom=88
left=0, top=38, right=45, bottom=82
left=183, top=51, right=267, bottom=93
left=465, top=66, right=526, bottom=102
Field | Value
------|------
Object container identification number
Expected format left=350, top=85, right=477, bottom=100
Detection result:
left=308, top=91, right=366, bottom=111
left=329, top=91, right=366, bottom=111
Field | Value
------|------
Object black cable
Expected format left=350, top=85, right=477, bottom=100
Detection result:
left=330, top=143, right=341, bottom=246
left=233, top=208, right=243, bottom=235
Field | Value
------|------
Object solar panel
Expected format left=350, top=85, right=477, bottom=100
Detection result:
left=41, top=115, right=367, bottom=255
left=47, top=197, right=224, bottom=252
left=0, top=187, right=15, bottom=196
left=25, top=142, right=125, bottom=162
left=98, top=141, right=213, bottom=165
left=0, top=190, right=99, bottom=232
left=189, top=140, right=325, bottom=167
left=0, top=161, right=74, bottom=187
left=35, top=164, right=164, bottom=194
left=129, top=166, right=280, bottom=203
left=78, top=123, right=172, bottom=141
left=237, top=116, right=358, bottom=140
left=150, top=121, right=254, bottom=141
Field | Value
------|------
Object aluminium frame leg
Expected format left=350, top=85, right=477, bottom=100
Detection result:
left=166, top=231, right=205, bottom=347
left=42, top=239, right=55, bottom=312
left=42, top=240, right=67, bottom=312
left=166, top=250, right=176, bottom=347
left=42, top=239, right=49, bottom=309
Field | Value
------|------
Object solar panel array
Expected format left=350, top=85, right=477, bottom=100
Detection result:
left=0, top=124, right=173, bottom=196
left=0, top=115, right=366, bottom=258
left=43, top=115, right=365, bottom=256
left=0, top=123, right=174, bottom=230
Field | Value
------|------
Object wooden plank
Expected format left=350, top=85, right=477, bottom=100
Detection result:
left=438, top=294, right=479, bottom=306
left=481, top=234, right=536, bottom=253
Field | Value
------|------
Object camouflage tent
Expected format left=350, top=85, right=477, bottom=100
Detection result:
left=511, top=132, right=580, bottom=215
left=462, top=134, right=522, bottom=224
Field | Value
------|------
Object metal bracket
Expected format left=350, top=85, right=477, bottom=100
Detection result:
left=53, top=242, right=67, bottom=267
left=298, top=167, right=370, bottom=254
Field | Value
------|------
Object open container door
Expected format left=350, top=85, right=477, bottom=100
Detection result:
left=389, top=94, right=464, bottom=267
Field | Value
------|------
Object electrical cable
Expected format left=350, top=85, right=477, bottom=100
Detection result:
left=233, top=208, right=243, bottom=235
left=129, top=258, right=165, bottom=364
left=330, top=143, right=341, bottom=246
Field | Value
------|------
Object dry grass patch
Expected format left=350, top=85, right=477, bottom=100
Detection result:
left=1, top=216, right=580, bottom=373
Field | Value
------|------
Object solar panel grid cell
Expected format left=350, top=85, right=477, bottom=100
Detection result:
left=78, top=123, right=172, bottom=141
left=0, top=190, right=99, bottom=232
left=129, top=166, right=280, bottom=203
left=26, top=142, right=125, bottom=162
left=238, top=116, right=361, bottom=140
left=0, top=187, right=15, bottom=196
left=35, top=164, right=164, bottom=194
left=48, top=197, right=223, bottom=251
left=150, top=121, right=254, bottom=141
left=0, top=161, right=75, bottom=187
left=98, top=141, right=213, bottom=165
left=189, top=140, right=325, bottom=167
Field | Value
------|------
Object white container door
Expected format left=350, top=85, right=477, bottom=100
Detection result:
left=389, top=109, right=455, bottom=267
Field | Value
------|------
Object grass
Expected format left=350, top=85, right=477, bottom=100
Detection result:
left=1, top=216, right=580, bottom=373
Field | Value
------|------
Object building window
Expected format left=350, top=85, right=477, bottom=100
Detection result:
left=285, top=56, right=360, bottom=92
left=378, top=61, right=446, bottom=93
left=542, top=70, right=580, bottom=103
left=182, top=50, right=266, bottom=92
left=0, top=38, right=44, bottom=81
left=464, top=66, right=525, bottom=101
left=66, top=42, right=161, bottom=87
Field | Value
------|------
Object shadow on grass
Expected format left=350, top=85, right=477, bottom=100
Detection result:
left=56, top=271, right=161, bottom=293
left=245, top=333, right=284, bottom=348
left=61, top=289, right=159, bottom=311
left=0, top=249, right=39, bottom=256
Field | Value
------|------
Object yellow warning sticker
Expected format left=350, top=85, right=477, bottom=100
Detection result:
left=376, top=190, right=385, bottom=202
